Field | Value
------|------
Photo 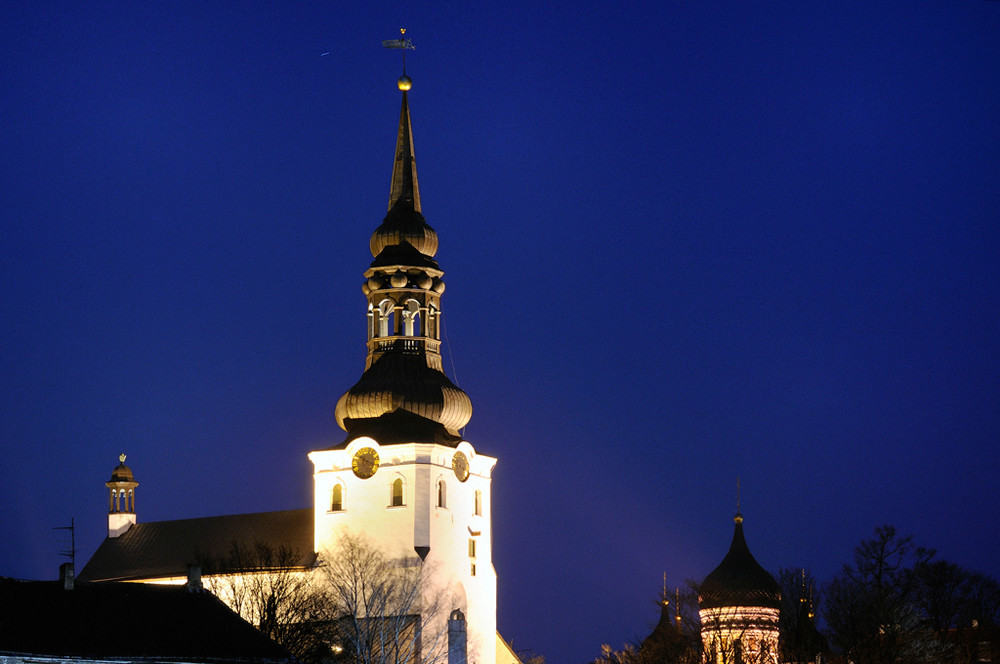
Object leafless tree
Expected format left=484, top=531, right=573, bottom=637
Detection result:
left=319, top=532, right=447, bottom=664
left=822, top=526, right=945, bottom=664
left=201, top=542, right=335, bottom=662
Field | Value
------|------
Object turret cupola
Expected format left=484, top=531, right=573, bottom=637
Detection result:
left=335, top=76, right=473, bottom=445
left=105, top=453, right=138, bottom=538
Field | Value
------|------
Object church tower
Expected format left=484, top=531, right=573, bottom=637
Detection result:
left=308, top=73, right=498, bottom=664
left=699, top=513, right=781, bottom=664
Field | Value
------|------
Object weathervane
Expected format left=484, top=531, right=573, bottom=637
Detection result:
left=383, top=28, right=415, bottom=90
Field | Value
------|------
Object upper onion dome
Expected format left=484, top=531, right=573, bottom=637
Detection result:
left=699, top=514, right=781, bottom=610
left=370, top=197, right=439, bottom=257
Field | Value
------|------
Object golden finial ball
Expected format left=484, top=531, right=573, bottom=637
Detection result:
left=397, top=75, right=412, bottom=91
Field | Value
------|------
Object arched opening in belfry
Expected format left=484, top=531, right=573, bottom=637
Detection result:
left=402, top=299, right=421, bottom=336
left=427, top=303, right=438, bottom=339
left=367, top=302, right=375, bottom=340
left=378, top=299, right=394, bottom=337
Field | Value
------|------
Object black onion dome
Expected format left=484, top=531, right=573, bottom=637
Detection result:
left=699, top=515, right=781, bottom=610
left=335, top=351, right=473, bottom=438
left=370, top=197, right=439, bottom=258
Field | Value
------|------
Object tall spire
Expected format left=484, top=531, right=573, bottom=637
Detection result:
left=335, top=68, right=472, bottom=446
left=388, top=86, right=421, bottom=213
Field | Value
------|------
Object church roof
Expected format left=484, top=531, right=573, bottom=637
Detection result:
left=78, top=508, right=315, bottom=582
left=699, top=514, right=781, bottom=610
left=0, top=577, right=292, bottom=661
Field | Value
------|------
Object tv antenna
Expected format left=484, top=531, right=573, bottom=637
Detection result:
left=54, top=517, right=76, bottom=568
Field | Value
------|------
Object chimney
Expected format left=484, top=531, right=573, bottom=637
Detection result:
left=60, top=562, right=75, bottom=590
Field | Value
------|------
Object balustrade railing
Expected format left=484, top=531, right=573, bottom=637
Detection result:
left=367, top=336, right=441, bottom=354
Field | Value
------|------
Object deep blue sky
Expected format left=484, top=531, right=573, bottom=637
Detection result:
left=2, top=3, right=999, bottom=663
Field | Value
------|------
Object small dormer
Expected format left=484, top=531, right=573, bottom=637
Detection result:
left=105, top=453, right=138, bottom=538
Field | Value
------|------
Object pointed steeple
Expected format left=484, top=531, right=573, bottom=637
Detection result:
left=388, top=84, right=421, bottom=213
left=335, top=73, right=472, bottom=446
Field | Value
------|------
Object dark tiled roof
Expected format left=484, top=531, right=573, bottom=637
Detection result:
left=699, top=518, right=781, bottom=610
left=79, top=508, right=315, bottom=582
left=0, top=577, right=292, bottom=661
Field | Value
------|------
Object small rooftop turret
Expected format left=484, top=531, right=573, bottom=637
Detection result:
left=106, top=453, right=138, bottom=538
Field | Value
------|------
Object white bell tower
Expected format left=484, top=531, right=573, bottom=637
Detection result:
left=308, top=71, right=498, bottom=664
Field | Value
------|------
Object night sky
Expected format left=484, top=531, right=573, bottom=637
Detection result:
left=2, top=3, right=998, bottom=663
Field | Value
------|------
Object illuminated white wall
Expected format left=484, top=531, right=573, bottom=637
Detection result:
left=699, top=606, right=780, bottom=664
left=309, top=437, right=497, bottom=664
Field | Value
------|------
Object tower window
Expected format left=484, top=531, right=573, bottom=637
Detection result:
left=474, top=489, right=482, bottom=516
left=468, top=539, right=476, bottom=558
left=331, top=483, right=344, bottom=512
left=437, top=479, right=447, bottom=508
left=391, top=478, right=404, bottom=507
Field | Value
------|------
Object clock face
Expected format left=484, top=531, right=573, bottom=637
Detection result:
left=352, top=447, right=380, bottom=479
left=452, top=451, right=469, bottom=482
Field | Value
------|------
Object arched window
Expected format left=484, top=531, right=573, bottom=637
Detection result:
left=367, top=303, right=375, bottom=340
left=437, top=479, right=447, bottom=508
left=402, top=300, right=421, bottom=336
left=474, top=490, right=482, bottom=516
left=391, top=478, right=404, bottom=507
left=378, top=300, right=394, bottom=337
left=331, top=483, right=344, bottom=511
